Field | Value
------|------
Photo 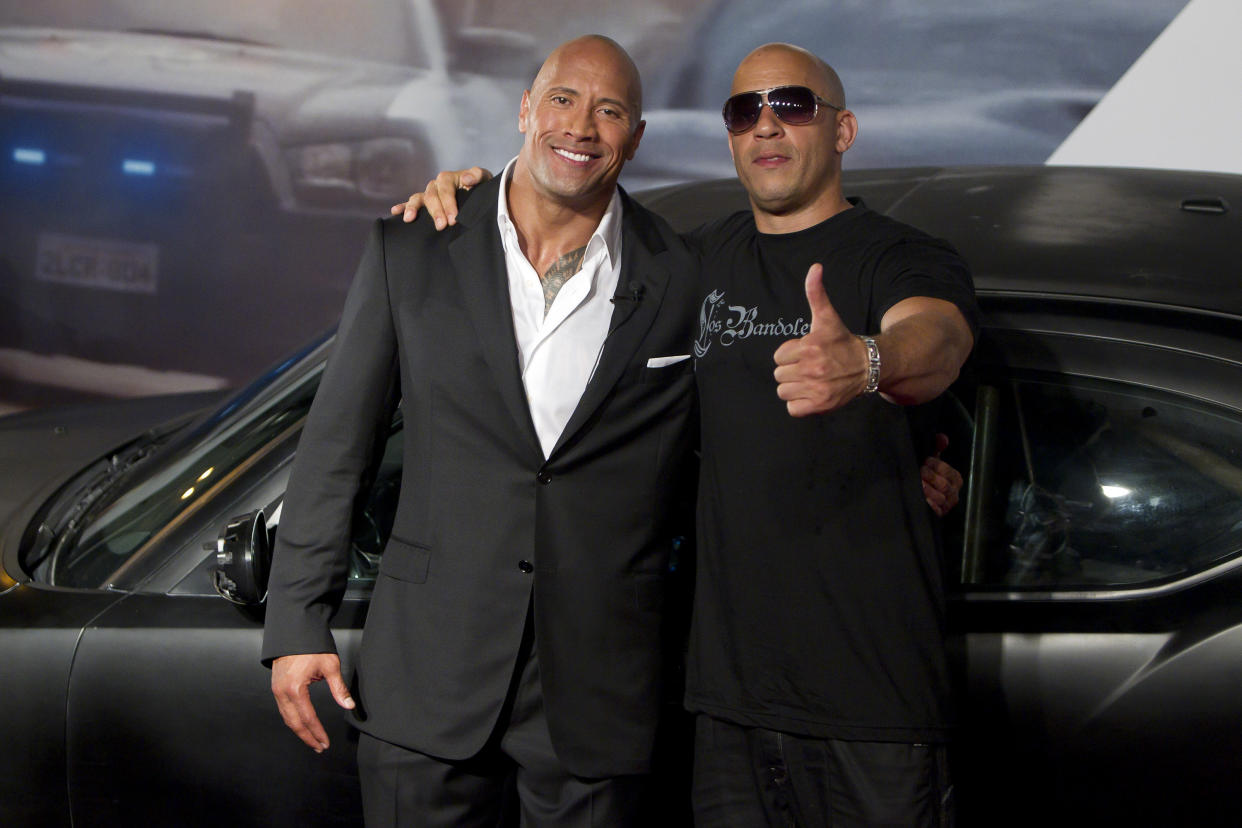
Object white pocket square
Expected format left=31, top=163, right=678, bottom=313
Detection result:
left=646, top=354, right=691, bottom=368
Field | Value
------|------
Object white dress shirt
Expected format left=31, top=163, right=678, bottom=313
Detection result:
left=496, top=160, right=623, bottom=458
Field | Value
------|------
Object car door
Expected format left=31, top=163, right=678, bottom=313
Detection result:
left=948, top=303, right=1242, bottom=825
left=49, top=361, right=403, bottom=827
left=64, top=592, right=369, bottom=827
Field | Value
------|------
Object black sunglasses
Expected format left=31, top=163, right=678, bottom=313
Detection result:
left=722, top=85, right=842, bottom=134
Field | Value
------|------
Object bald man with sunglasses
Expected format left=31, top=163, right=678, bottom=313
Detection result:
left=687, top=44, right=973, bottom=828
left=400, top=43, right=975, bottom=828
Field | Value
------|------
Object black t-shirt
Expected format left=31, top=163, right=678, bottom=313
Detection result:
left=683, top=203, right=977, bottom=742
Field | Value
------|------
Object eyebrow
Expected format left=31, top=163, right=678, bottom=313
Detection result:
left=545, top=85, right=631, bottom=116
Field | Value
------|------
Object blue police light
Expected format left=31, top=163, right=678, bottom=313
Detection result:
left=122, top=159, right=156, bottom=176
left=13, top=147, right=46, bottom=165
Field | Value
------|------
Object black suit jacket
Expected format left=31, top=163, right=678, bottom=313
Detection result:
left=262, top=177, right=699, bottom=776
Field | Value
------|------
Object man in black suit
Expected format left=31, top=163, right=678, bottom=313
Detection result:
left=261, top=35, right=700, bottom=827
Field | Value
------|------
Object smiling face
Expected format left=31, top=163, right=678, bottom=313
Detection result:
left=727, top=44, right=856, bottom=232
left=514, top=36, right=645, bottom=212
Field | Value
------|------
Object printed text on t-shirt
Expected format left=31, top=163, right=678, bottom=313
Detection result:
left=694, top=290, right=811, bottom=358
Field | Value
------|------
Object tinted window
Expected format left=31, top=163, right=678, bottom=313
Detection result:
left=44, top=365, right=323, bottom=588
left=960, top=376, right=1242, bottom=589
left=35, top=350, right=403, bottom=592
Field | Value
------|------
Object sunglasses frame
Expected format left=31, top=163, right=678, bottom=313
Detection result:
left=722, top=85, right=843, bottom=134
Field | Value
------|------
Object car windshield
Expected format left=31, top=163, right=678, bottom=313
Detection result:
left=37, top=339, right=330, bottom=589
left=1, top=0, right=427, bottom=67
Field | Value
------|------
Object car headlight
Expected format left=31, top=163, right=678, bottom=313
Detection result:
left=287, top=137, right=422, bottom=206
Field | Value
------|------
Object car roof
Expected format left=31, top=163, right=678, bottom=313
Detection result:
left=634, top=166, right=1242, bottom=318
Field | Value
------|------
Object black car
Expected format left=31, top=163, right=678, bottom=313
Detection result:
left=3, top=166, right=1241, bottom=826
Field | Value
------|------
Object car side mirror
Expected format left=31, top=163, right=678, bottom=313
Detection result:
left=213, top=510, right=272, bottom=606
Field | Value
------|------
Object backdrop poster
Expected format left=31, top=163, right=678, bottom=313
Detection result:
left=0, top=0, right=1194, bottom=412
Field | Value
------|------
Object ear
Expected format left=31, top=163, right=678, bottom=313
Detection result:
left=625, top=119, right=646, bottom=161
left=836, top=109, right=858, bottom=154
left=518, top=90, right=531, bottom=134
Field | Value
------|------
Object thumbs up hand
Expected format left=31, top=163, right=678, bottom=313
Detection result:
left=772, top=263, right=871, bottom=417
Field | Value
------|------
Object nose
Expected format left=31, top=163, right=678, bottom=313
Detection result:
left=565, top=103, right=598, bottom=141
left=752, top=102, right=784, bottom=138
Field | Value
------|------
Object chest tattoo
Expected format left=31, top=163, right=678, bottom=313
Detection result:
left=541, top=245, right=587, bottom=316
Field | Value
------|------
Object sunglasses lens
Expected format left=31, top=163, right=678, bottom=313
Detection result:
left=723, top=87, right=823, bottom=132
left=723, top=92, right=762, bottom=133
left=767, top=86, right=818, bottom=125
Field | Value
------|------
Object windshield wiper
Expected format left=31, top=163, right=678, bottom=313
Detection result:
left=23, top=419, right=187, bottom=581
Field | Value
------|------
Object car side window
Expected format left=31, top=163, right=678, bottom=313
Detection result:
left=959, top=375, right=1242, bottom=589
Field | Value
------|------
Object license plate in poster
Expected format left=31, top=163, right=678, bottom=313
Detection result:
left=36, top=232, right=159, bottom=295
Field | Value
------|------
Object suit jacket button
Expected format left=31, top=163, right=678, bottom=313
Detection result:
left=518, top=560, right=534, bottom=573
left=536, top=471, right=552, bottom=484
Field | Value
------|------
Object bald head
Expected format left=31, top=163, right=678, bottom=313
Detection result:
left=732, top=43, right=845, bottom=109
left=532, top=35, right=643, bottom=127
left=511, top=34, right=647, bottom=217
left=726, top=42, right=856, bottom=233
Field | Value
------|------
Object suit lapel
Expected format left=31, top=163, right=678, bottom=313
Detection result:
left=549, top=195, right=673, bottom=458
left=448, top=178, right=543, bottom=461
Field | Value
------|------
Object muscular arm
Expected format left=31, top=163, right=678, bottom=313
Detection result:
left=774, top=265, right=974, bottom=416
left=873, top=295, right=974, bottom=406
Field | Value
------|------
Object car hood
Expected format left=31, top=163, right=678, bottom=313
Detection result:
left=0, top=26, right=424, bottom=125
left=0, top=392, right=222, bottom=571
